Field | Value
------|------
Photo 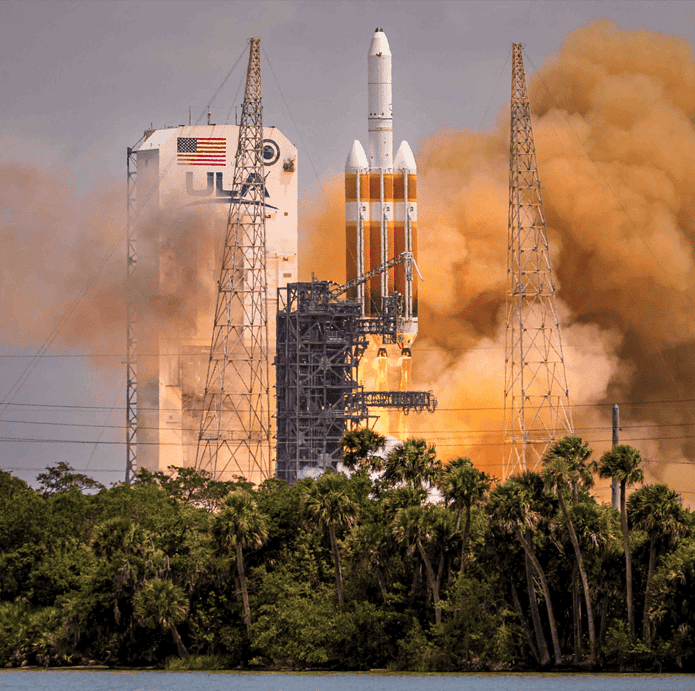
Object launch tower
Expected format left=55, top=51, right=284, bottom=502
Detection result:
left=196, top=38, right=272, bottom=482
left=504, top=44, right=573, bottom=477
left=276, top=274, right=435, bottom=484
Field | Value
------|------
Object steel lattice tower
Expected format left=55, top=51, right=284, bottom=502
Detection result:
left=125, top=144, right=138, bottom=483
left=503, top=44, right=573, bottom=478
left=196, top=38, right=272, bottom=482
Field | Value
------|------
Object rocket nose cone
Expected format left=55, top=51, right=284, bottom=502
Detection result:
left=394, top=141, right=417, bottom=173
left=345, top=140, right=369, bottom=173
left=369, top=29, right=391, bottom=57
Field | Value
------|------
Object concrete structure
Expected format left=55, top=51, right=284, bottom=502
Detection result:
left=131, top=122, right=298, bottom=478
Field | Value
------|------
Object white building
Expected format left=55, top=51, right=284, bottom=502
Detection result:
left=133, top=123, right=298, bottom=481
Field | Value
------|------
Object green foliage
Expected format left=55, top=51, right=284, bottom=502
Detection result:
left=0, top=436, right=691, bottom=671
left=166, top=653, right=228, bottom=670
left=378, top=438, right=441, bottom=494
left=650, top=538, right=695, bottom=659
left=395, top=619, right=443, bottom=671
left=133, top=578, right=188, bottom=630
left=301, top=471, right=358, bottom=535
left=595, top=445, right=644, bottom=487
left=0, top=600, right=67, bottom=667
left=37, top=462, right=104, bottom=497
left=544, top=436, right=594, bottom=488
left=213, top=490, right=269, bottom=552
left=253, top=581, right=339, bottom=667
left=439, top=573, right=521, bottom=670
left=603, top=620, right=651, bottom=668
left=629, top=484, right=689, bottom=541
left=340, top=428, right=386, bottom=473
left=439, top=457, right=492, bottom=512
left=136, top=465, right=248, bottom=512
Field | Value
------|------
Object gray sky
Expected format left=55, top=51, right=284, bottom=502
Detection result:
left=2, top=0, right=695, bottom=487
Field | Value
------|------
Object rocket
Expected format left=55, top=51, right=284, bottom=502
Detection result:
left=345, top=28, right=418, bottom=342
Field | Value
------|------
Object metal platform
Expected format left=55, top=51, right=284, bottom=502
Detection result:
left=275, top=280, right=436, bottom=484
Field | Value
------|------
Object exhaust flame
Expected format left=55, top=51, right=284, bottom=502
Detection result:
left=398, top=350, right=413, bottom=437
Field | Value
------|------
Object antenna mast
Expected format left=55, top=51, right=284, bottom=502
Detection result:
left=504, top=44, right=573, bottom=478
left=196, top=38, right=272, bottom=482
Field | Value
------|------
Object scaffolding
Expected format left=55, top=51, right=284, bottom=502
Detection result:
left=276, top=280, right=436, bottom=484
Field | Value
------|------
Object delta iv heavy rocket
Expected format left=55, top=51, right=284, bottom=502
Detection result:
left=345, top=28, right=418, bottom=350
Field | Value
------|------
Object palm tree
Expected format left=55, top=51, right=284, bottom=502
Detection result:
left=439, top=456, right=492, bottom=574
left=563, top=499, right=616, bottom=658
left=514, top=472, right=558, bottom=668
left=628, top=483, right=688, bottom=647
left=91, top=516, right=149, bottom=561
left=393, top=504, right=453, bottom=625
left=212, top=490, right=268, bottom=639
left=379, top=438, right=441, bottom=494
left=542, top=435, right=597, bottom=665
left=133, top=578, right=189, bottom=658
left=347, top=520, right=390, bottom=602
left=487, top=478, right=561, bottom=665
left=340, top=428, right=386, bottom=473
left=302, top=471, right=359, bottom=607
left=595, top=444, right=644, bottom=637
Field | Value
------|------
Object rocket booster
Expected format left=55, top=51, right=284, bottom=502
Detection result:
left=345, top=28, right=418, bottom=337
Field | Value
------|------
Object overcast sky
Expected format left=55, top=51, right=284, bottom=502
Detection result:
left=2, top=0, right=695, bottom=487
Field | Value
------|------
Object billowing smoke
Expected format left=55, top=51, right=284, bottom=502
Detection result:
left=0, top=164, right=125, bottom=351
left=0, top=163, right=214, bottom=357
left=300, top=20, right=695, bottom=497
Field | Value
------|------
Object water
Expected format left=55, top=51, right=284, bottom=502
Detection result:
left=0, top=672, right=694, bottom=691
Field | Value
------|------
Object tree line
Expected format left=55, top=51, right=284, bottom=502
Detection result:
left=0, top=433, right=693, bottom=671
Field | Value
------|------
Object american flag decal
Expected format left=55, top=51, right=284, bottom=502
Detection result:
left=177, top=137, right=226, bottom=166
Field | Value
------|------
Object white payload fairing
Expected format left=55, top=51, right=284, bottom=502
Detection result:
left=345, top=28, right=418, bottom=342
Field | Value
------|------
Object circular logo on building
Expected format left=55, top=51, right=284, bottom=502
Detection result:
left=262, top=139, right=280, bottom=166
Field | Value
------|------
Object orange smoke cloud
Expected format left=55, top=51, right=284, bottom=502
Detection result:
left=300, top=20, right=695, bottom=496
left=0, top=162, right=213, bottom=356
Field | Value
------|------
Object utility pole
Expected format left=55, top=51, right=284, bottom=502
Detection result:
left=612, top=403, right=620, bottom=509
left=503, top=43, right=573, bottom=478
left=196, top=38, right=272, bottom=482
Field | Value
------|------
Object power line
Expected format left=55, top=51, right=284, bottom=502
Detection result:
left=7, top=417, right=695, bottom=437
left=261, top=44, right=320, bottom=182
left=4, top=431, right=695, bottom=449
left=4, top=396, right=695, bottom=414
left=0, top=342, right=621, bottom=358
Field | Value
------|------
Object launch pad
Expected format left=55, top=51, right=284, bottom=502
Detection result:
left=275, top=280, right=435, bottom=483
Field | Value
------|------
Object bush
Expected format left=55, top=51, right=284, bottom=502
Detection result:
left=166, top=654, right=228, bottom=670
